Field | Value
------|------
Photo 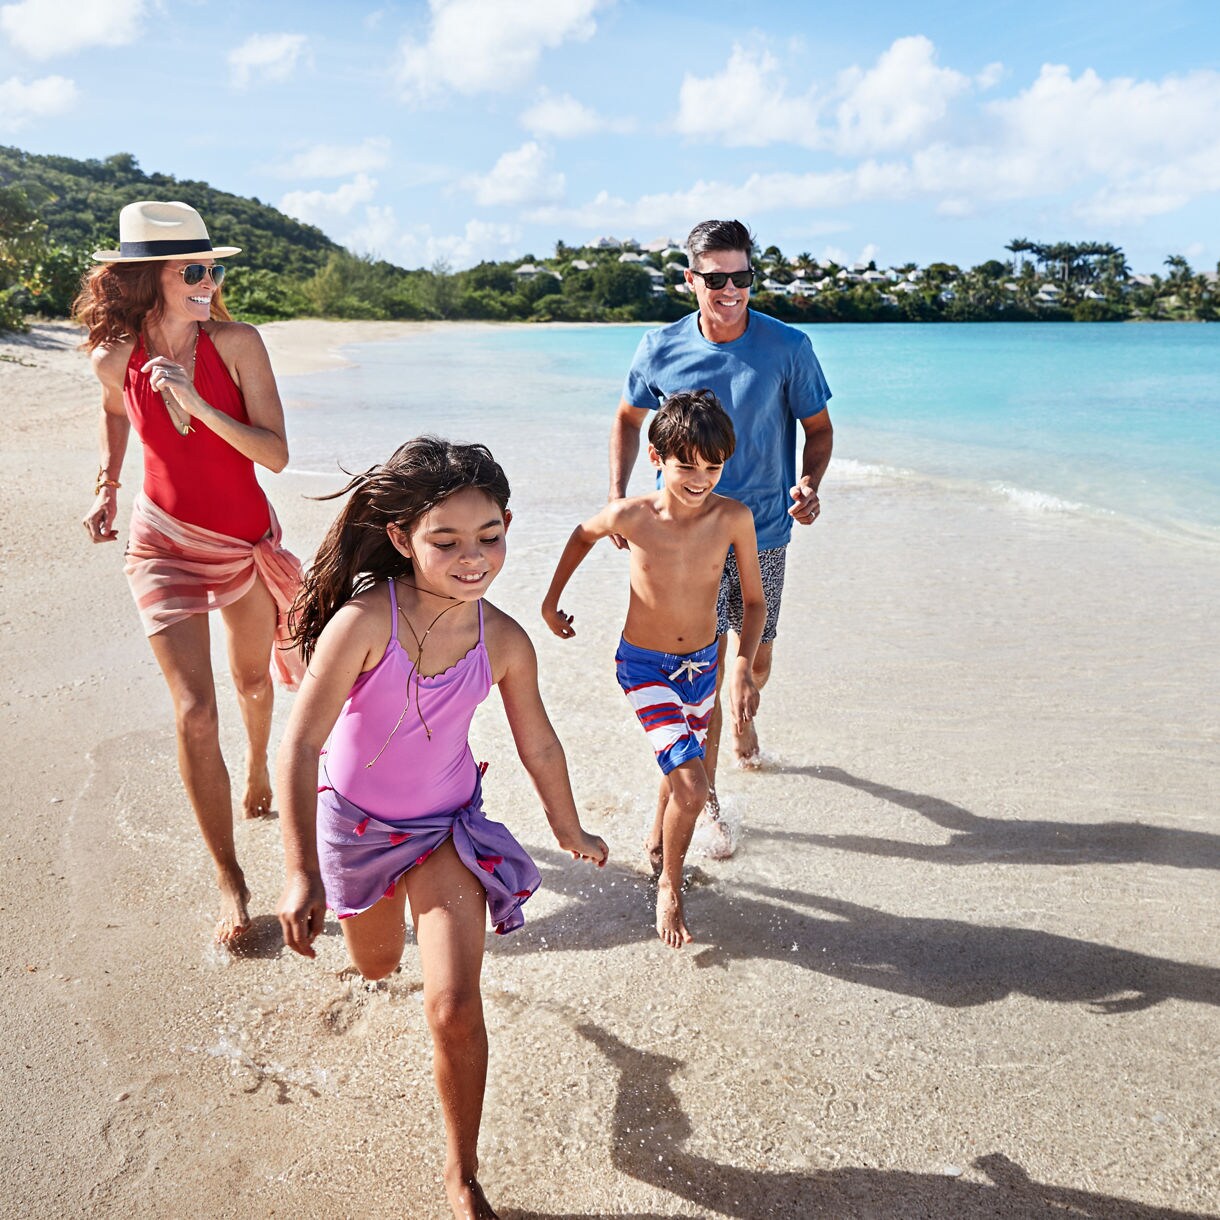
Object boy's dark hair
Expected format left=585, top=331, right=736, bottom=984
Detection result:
left=685, top=219, right=754, bottom=268
left=649, top=389, right=736, bottom=466
left=290, top=436, right=510, bottom=664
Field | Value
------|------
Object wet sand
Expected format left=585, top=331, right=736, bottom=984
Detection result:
left=1, top=319, right=1217, bottom=1218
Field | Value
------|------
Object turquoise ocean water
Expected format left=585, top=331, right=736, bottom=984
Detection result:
left=281, top=322, right=1220, bottom=544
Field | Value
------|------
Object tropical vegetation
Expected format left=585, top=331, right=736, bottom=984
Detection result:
left=2, top=145, right=1216, bottom=334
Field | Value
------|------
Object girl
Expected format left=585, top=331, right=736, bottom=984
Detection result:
left=76, top=200, right=303, bottom=945
left=276, top=437, right=607, bottom=1220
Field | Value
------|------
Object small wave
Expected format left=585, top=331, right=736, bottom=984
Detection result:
left=992, top=484, right=1087, bottom=514
left=829, top=458, right=911, bottom=485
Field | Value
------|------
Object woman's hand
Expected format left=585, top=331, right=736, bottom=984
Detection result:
left=82, top=490, right=118, bottom=543
left=142, top=355, right=204, bottom=422
left=277, top=870, right=328, bottom=958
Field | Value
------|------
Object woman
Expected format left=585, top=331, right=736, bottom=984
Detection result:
left=76, top=200, right=304, bottom=945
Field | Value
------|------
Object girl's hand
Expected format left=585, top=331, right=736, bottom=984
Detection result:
left=277, top=871, right=328, bottom=958
left=83, top=491, right=118, bottom=543
left=541, top=603, right=576, bottom=639
left=561, top=829, right=608, bottom=867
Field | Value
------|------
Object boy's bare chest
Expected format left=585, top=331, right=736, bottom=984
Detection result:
left=631, top=517, right=729, bottom=582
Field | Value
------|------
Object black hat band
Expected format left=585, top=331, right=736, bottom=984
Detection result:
left=118, top=238, right=214, bottom=257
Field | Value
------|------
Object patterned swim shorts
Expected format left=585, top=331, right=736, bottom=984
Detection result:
left=716, top=545, right=787, bottom=643
left=615, top=636, right=719, bottom=775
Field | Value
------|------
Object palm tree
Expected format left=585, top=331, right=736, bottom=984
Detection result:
left=1005, top=237, right=1032, bottom=273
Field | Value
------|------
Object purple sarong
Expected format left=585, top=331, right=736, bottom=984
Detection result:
left=317, top=766, right=540, bottom=934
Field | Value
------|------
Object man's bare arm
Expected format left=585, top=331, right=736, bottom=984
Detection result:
left=790, top=408, right=834, bottom=524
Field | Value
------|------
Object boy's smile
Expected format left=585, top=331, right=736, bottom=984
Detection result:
left=652, top=449, right=724, bottom=509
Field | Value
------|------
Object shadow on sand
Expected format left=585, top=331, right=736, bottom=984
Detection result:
left=501, top=1025, right=1216, bottom=1220
left=762, top=764, right=1220, bottom=870
left=494, top=850, right=1220, bottom=1013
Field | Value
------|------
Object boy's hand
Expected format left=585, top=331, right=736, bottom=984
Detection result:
left=542, top=603, right=576, bottom=639
left=277, top=871, right=328, bottom=958
left=561, top=828, right=609, bottom=867
left=729, top=667, right=760, bottom=733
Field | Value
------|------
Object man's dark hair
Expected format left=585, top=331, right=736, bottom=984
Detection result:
left=685, top=219, right=754, bottom=268
left=649, top=388, right=736, bottom=466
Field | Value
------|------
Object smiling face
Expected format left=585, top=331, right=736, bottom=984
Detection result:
left=158, top=258, right=218, bottom=324
left=685, top=248, right=752, bottom=342
left=650, top=445, right=725, bottom=510
left=388, top=486, right=509, bottom=601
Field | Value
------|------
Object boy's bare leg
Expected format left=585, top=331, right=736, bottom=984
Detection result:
left=657, top=760, right=709, bottom=948
left=730, top=638, right=774, bottom=768
left=647, top=637, right=731, bottom=871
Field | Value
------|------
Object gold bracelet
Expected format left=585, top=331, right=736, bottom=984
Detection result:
left=94, top=469, right=121, bottom=495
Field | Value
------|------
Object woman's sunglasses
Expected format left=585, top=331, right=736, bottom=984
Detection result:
left=176, top=263, right=226, bottom=288
left=689, top=268, right=755, bottom=290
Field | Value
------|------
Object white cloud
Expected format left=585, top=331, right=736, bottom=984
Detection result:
left=0, top=72, right=75, bottom=128
left=568, top=54, right=1220, bottom=234
left=834, top=35, right=971, bottom=152
left=396, top=0, right=608, bottom=103
left=0, top=0, right=143, bottom=59
left=676, top=37, right=975, bottom=154
left=272, top=138, right=392, bottom=180
left=467, top=142, right=564, bottom=207
left=337, top=204, right=522, bottom=269
left=520, top=90, right=634, bottom=138
left=675, top=45, right=823, bottom=148
left=279, top=174, right=379, bottom=228
left=228, top=32, right=310, bottom=90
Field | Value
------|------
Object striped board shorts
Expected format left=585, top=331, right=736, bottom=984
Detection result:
left=615, top=636, right=719, bottom=775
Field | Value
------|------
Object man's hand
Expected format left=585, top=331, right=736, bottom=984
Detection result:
left=788, top=476, right=821, bottom=524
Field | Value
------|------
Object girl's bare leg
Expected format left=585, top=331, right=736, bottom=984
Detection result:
left=148, top=614, right=248, bottom=943
left=219, top=578, right=277, bottom=818
left=406, top=841, right=498, bottom=1220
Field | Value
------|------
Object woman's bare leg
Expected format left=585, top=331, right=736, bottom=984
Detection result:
left=148, top=614, right=248, bottom=943
left=219, top=577, right=277, bottom=818
left=406, top=841, right=497, bottom=1220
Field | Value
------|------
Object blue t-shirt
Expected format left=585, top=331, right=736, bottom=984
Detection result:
left=622, top=310, right=832, bottom=550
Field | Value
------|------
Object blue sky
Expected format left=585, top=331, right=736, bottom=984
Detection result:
left=2, top=0, right=1218, bottom=273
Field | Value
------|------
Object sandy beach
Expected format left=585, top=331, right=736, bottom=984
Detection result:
left=1, top=318, right=1217, bottom=1219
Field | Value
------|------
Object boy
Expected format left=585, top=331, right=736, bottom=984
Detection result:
left=542, top=389, right=765, bottom=948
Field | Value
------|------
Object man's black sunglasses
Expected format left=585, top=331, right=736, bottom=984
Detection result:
left=176, top=263, right=226, bottom=287
left=689, top=267, right=755, bottom=290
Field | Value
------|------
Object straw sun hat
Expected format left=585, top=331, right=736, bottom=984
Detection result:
left=92, top=200, right=241, bottom=263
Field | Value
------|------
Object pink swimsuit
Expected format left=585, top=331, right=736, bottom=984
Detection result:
left=323, top=579, right=492, bottom=820
left=316, top=581, right=540, bottom=930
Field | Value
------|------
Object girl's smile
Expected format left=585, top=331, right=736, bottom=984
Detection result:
left=390, top=486, right=510, bottom=600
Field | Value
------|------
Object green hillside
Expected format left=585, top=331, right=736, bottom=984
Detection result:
left=0, top=145, right=339, bottom=274
left=1, top=145, right=1212, bottom=332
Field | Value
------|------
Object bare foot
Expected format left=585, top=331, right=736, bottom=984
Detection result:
left=214, top=871, right=251, bottom=947
left=242, top=762, right=273, bottom=819
left=444, top=1167, right=499, bottom=1219
left=645, top=838, right=663, bottom=877
left=656, top=877, right=693, bottom=949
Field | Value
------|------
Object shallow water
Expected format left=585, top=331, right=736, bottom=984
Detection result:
left=280, top=321, right=1220, bottom=543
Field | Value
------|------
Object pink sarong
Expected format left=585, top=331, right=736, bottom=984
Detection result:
left=124, top=492, right=306, bottom=689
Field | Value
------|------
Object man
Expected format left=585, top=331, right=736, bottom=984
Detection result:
left=609, top=218, right=832, bottom=859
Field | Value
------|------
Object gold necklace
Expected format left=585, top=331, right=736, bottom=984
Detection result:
left=364, top=583, right=465, bottom=767
left=143, top=324, right=198, bottom=436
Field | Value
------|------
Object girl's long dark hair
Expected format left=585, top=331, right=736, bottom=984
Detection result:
left=73, top=261, right=232, bottom=351
left=291, top=436, right=511, bottom=665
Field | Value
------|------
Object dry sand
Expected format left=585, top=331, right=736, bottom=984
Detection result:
left=1, top=319, right=1217, bottom=1219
